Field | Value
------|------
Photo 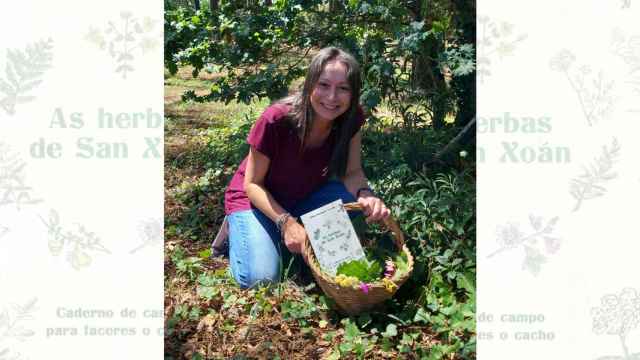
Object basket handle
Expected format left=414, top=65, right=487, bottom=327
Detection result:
left=301, top=202, right=406, bottom=265
left=342, top=202, right=405, bottom=249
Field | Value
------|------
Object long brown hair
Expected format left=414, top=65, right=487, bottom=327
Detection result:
left=277, top=47, right=362, bottom=178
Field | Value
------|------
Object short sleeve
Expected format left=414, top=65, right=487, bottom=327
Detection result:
left=351, top=105, right=366, bottom=138
left=247, top=105, right=286, bottom=158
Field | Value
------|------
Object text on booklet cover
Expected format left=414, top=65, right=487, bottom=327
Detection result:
left=300, top=199, right=365, bottom=276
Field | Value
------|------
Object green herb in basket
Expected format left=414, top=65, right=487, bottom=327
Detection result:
left=336, top=257, right=382, bottom=283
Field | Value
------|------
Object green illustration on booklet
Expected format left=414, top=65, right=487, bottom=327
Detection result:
left=300, top=199, right=409, bottom=293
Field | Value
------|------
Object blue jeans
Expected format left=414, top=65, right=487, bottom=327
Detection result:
left=227, top=180, right=357, bottom=289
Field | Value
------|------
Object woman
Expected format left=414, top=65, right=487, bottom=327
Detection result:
left=224, top=47, right=390, bottom=289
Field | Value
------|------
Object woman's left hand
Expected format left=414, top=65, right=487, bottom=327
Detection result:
left=357, top=194, right=390, bottom=223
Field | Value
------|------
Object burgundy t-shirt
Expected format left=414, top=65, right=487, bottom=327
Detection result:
left=224, top=103, right=365, bottom=215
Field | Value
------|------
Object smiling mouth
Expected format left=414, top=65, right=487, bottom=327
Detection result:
left=321, top=103, right=340, bottom=111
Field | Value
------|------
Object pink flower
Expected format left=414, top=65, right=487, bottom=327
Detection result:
left=359, top=282, right=370, bottom=294
left=384, top=259, right=396, bottom=278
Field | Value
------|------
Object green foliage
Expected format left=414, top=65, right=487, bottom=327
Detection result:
left=336, top=318, right=377, bottom=359
left=350, top=120, right=475, bottom=357
left=174, top=255, right=204, bottom=281
left=164, top=13, right=476, bottom=347
left=336, top=258, right=382, bottom=283
left=196, top=268, right=232, bottom=300
left=166, top=108, right=256, bottom=241
left=280, top=296, right=319, bottom=321
left=164, top=0, right=476, bottom=127
left=441, top=43, right=476, bottom=77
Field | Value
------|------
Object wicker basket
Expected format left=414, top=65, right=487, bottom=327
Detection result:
left=302, top=202, right=414, bottom=315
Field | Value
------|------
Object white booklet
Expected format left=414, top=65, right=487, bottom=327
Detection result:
left=300, top=199, right=365, bottom=276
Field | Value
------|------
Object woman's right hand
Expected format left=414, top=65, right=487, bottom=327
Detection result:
left=281, top=218, right=306, bottom=254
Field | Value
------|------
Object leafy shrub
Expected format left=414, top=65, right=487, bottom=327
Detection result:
left=356, top=122, right=476, bottom=357
left=166, top=108, right=256, bottom=241
left=164, top=1, right=475, bottom=127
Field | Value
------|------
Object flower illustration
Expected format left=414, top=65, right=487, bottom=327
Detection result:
left=550, top=50, right=615, bottom=126
left=68, top=248, right=92, bottom=270
left=611, top=28, right=640, bottom=110
left=86, top=12, right=160, bottom=79
left=139, top=37, right=159, bottom=54
left=496, top=223, right=524, bottom=249
left=592, top=288, right=640, bottom=359
left=130, top=218, right=163, bottom=254
left=579, top=65, right=592, bottom=75
left=142, top=17, right=158, bottom=32
left=39, top=209, right=110, bottom=270
left=549, top=49, right=576, bottom=72
left=488, top=215, right=560, bottom=276
left=85, top=27, right=106, bottom=49
left=544, top=236, right=561, bottom=254
left=477, top=16, right=527, bottom=83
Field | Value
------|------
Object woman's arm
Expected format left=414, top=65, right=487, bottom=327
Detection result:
left=243, top=146, right=307, bottom=253
left=341, top=131, right=368, bottom=196
left=341, top=131, right=390, bottom=222
left=243, top=146, right=286, bottom=221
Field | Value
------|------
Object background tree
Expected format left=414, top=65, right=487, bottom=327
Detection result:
left=165, top=0, right=475, bottom=133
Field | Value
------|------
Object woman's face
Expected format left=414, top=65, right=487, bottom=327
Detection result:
left=309, top=60, right=352, bottom=126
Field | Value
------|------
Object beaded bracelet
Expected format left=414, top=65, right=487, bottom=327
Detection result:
left=356, top=186, right=374, bottom=198
left=275, top=212, right=292, bottom=237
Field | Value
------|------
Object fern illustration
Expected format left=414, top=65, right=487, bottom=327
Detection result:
left=570, top=138, right=620, bottom=212
left=0, top=39, right=53, bottom=116
left=0, top=298, right=37, bottom=343
left=0, top=143, right=42, bottom=210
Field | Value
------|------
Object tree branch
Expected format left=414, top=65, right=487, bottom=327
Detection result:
left=433, top=116, right=476, bottom=161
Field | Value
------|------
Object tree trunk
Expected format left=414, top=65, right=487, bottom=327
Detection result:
left=194, top=0, right=200, bottom=11
left=209, top=0, right=218, bottom=10
left=620, top=334, right=630, bottom=359
left=329, top=0, right=342, bottom=12
left=412, top=0, right=448, bottom=129
left=451, top=0, right=476, bottom=145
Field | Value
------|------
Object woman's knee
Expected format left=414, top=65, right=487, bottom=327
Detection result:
left=230, top=256, right=280, bottom=289
left=246, top=262, right=281, bottom=288
left=227, top=210, right=282, bottom=289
